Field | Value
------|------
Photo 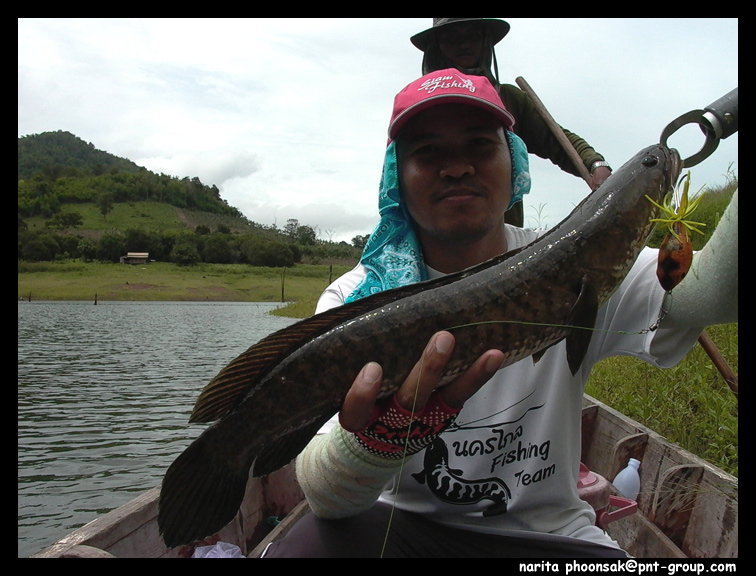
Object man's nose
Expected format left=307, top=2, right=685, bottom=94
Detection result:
left=439, top=156, right=475, bottom=179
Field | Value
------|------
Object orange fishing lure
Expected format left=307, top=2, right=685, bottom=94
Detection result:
left=646, top=171, right=706, bottom=292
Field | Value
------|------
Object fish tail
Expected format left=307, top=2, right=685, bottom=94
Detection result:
left=157, top=427, right=253, bottom=548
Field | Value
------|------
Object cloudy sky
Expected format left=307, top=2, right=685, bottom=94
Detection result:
left=18, top=18, right=738, bottom=242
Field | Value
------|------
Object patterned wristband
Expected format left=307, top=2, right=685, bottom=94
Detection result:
left=351, top=392, right=461, bottom=459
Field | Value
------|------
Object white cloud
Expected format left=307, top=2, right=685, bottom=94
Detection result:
left=18, top=18, right=738, bottom=242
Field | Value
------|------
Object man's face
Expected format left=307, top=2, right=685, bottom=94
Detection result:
left=437, top=23, right=485, bottom=69
left=397, top=104, right=512, bottom=246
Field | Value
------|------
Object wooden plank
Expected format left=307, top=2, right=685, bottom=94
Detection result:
left=606, top=510, right=687, bottom=558
left=650, top=464, right=705, bottom=549
left=610, top=433, right=648, bottom=482
left=581, top=395, right=738, bottom=559
left=682, top=473, right=738, bottom=558
left=248, top=499, right=311, bottom=558
left=57, top=544, right=118, bottom=558
left=31, top=487, right=163, bottom=557
left=580, top=404, right=599, bottom=463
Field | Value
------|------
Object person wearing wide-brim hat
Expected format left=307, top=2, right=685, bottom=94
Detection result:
left=410, top=18, right=612, bottom=227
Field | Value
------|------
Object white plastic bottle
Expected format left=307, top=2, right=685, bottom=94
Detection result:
left=613, top=458, right=641, bottom=500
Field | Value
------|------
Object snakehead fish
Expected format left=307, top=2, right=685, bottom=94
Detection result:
left=158, top=144, right=681, bottom=548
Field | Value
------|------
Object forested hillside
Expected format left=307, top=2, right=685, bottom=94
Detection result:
left=18, top=130, right=242, bottom=219
left=18, top=130, right=143, bottom=179
left=18, top=131, right=363, bottom=265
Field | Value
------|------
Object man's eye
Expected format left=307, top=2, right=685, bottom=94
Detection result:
left=413, top=145, right=438, bottom=156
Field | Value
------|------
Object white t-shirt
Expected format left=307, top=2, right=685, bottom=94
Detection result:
left=314, top=225, right=703, bottom=548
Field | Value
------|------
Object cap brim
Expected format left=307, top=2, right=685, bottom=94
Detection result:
left=410, top=19, right=510, bottom=50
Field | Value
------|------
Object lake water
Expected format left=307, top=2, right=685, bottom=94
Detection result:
left=17, top=301, right=296, bottom=558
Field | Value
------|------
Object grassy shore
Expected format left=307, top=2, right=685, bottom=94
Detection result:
left=586, top=322, right=737, bottom=476
left=18, top=259, right=737, bottom=476
left=17, top=260, right=349, bottom=313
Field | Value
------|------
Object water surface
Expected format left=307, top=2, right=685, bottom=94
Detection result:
left=18, top=301, right=296, bottom=557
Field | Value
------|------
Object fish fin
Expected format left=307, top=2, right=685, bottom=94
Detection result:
left=531, top=340, right=561, bottom=364
left=190, top=258, right=513, bottom=423
left=565, top=276, right=599, bottom=376
left=531, top=344, right=556, bottom=364
left=252, top=413, right=335, bottom=477
left=411, top=471, right=426, bottom=484
left=158, top=423, right=252, bottom=548
left=482, top=499, right=509, bottom=517
left=190, top=291, right=417, bottom=422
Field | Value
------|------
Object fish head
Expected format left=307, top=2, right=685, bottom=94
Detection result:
left=564, top=144, right=682, bottom=291
left=592, top=144, right=681, bottom=214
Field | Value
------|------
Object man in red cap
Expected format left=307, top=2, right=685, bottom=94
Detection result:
left=411, top=18, right=612, bottom=227
left=261, top=69, right=738, bottom=558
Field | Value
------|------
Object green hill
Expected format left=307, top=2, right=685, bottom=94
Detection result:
left=18, top=130, right=242, bottom=220
left=18, top=130, right=143, bottom=179
left=17, top=131, right=362, bottom=266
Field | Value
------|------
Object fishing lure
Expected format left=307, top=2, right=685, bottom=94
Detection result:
left=646, top=171, right=706, bottom=291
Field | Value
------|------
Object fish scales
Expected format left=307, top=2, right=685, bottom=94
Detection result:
left=157, top=144, right=681, bottom=548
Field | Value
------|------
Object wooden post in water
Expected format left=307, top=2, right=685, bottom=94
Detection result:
left=281, top=268, right=286, bottom=302
left=94, top=293, right=98, bottom=306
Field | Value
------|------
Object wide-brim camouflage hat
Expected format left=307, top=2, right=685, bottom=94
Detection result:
left=410, top=18, right=511, bottom=50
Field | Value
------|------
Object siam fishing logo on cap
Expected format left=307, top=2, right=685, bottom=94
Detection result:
left=418, top=74, right=476, bottom=95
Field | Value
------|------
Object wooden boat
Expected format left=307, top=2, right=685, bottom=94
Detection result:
left=31, top=394, right=737, bottom=558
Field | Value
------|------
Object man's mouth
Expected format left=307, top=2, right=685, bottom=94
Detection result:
left=437, top=188, right=481, bottom=202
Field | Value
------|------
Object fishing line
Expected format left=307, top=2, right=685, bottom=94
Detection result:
left=377, top=291, right=676, bottom=555
left=442, top=318, right=659, bottom=336
left=379, top=353, right=426, bottom=558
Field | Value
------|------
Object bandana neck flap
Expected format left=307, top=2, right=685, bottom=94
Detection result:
left=344, top=141, right=425, bottom=303
left=344, top=132, right=530, bottom=304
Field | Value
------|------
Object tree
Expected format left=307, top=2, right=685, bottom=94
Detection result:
left=97, top=191, right=114, bottom=221
left=296, top=224, right=318, bottom=245
left=283, top=219, right=300, bottom=239
left=57, top=234, right=82, bottom=258
left=97, top=232, right=125, bottom=262
left=352, top=234, right=369, bottom=250
left=78, top=238, right=97, bottom=262
left=22, top=178, right=60, bottom=217
left=170, top=237, right=201, bottom=265
left=21, top=238, right=53, bottom=261
left=45, top=211, right=83, bottom=230
left=240, top=236, right=294, bottom=267
left=202, top=234, right=236, bottom=263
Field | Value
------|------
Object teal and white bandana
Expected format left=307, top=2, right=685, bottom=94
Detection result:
left=345, top=131, right=530, bottom=303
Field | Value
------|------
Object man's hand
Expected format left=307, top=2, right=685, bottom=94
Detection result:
left=589, top=166, right=611, bottom=190
left=339, top=331, right=505, bottom=457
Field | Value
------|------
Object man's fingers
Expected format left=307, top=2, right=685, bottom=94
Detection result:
left=339, top=362, right=382, bottom=432
left=340, top=332, right=505, bottom=433
left=439, top=349, right=505, bottom=409
left=394, top=331, right=455, bottom=411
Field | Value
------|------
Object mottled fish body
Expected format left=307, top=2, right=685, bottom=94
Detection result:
left=158, top=144, right=680, bottom=547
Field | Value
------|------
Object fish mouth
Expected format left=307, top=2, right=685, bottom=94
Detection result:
left=668, top=148, right=683, bottom=185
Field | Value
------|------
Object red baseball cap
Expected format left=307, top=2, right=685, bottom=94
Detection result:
left=388, top=69, right=515, bottom=140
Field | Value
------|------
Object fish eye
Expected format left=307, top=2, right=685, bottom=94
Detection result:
left=641, top=155, right=659, bottom=167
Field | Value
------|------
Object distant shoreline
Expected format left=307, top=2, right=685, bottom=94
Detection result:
left=18, top=260, right=353, bottom=317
